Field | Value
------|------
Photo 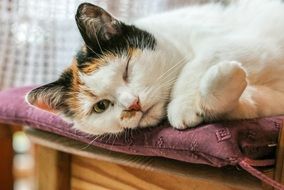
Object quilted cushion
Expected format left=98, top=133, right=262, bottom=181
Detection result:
left=0, top=86, right=281, bottom=167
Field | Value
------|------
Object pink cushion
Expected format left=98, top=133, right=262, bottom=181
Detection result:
left=0, top=86, right=281, bottom=167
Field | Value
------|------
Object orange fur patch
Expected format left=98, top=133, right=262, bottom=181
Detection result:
left=127, top=48, right=141, bottom=57
left=70, top=59, right=81, bottom=88
left=120, top=110, right=137, bottom=120
left=81, top=53, right=115, bottom=74
left=64, top=59, right=97, bottom=118
left=66, top=89, right=96, bottom=118
left=81, top=48, right=141, bottom=74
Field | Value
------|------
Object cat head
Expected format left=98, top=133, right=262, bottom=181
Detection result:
left=26, top=3, right=174, bottom=135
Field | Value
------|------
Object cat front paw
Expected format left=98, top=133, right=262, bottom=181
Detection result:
left=167, top=97, right=203, bottom=129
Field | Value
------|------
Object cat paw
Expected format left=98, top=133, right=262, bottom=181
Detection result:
left=167, top=97, right=203, bottom=129
left=218, top=60, right=245, bottom=77
left=200, top=61, right=247, bottom=95
left=200, top=60, right=247, bottom=112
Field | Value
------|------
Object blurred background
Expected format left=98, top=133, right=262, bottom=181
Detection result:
left=0, top=0, right=212, bottom=90
left=0, top=0, right=215, bottom=189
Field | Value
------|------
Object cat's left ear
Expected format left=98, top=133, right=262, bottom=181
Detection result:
left=75, top=3, right=122, bottom=50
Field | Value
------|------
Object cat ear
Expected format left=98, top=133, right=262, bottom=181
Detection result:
left=75, top=3, right=122, bottom=49
left=26, top=81, right=66, bottom=113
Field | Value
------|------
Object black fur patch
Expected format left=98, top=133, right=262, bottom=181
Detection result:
left=56, top=69, right=77, bottom=117
left=76, top=23, right=156, bottom=70
left=27, top=69, right=74, bottom=116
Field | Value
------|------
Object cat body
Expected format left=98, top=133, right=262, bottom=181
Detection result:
left=136, top=0, right=284, bottom=129
left=27, top=0, right=284, bottom=135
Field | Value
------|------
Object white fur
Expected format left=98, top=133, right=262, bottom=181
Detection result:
left=75, top=0, right=284, bottom=134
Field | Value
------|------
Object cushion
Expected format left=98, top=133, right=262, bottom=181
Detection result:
left=0, top=86, right=282, bottom=167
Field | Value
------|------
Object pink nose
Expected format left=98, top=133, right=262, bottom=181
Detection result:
left=128, top=98, right=141, bottom=111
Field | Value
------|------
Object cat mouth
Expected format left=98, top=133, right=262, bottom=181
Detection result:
left=138, top=104, right=161, bottom=127
left=141, top=104, right=155, bottom=116
left=120, top=104, right=160, bottom=129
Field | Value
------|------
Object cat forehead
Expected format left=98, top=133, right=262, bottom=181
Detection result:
left=66, top=46, right=160, bottom=98
left=77, top=57, right=129, bottom=94
left=76, top=47, right=142, bottom=75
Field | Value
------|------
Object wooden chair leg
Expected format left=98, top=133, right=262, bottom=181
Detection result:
left=274, top=125, right=284, bottom=188
left=0, top=123, right=14, bottom=190
left=34, top=145, right=71, bottom=190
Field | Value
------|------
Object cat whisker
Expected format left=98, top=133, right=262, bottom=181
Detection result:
left=109, top=133, right=118, bottom=149
left=159, top=77, right=178, bottom=88
left=141, top=56, right=188, bottom=100
left=155, top=55, right=188, bottom=83
left=82, top=134, right=104, bottom=150
left=105, top=133, right=115, bottom=144
left=140, top=56, right=184, bottom=99
left=93, top=25, right=103, bottom=53
left=145, top=77, right=178, bottom=100
left=76, top=23, right=102, bottom=57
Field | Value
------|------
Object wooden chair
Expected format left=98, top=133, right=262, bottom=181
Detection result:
left=1, top=0, right=283, bottom=189
left=0, top=124, right=280, bottom=190
left=0, top=124, right=14, bottom=190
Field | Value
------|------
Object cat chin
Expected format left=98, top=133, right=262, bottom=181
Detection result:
left=68, top=102, right=166, bottom=135
left=139, top=115, right=161, bottom=128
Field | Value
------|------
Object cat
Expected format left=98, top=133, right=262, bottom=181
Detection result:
left=26, top=0, right=284, bottom=135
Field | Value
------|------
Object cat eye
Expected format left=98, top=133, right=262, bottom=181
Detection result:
left=93, top=99, right=111, bottom=113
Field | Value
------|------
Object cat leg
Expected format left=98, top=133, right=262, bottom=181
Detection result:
left=226, top=85, right=284, bottom=120
left=199, top=61, right=247, bottom=114
left=168, top=60, right=247, bottom=129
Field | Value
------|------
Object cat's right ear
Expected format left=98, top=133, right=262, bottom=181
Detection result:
left=25, top=81, right=66, bottom=114
left=75, top=3, right=122, bottom=51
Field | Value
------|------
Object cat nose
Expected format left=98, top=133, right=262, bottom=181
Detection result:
left=128, top=98, right=141, bottom=111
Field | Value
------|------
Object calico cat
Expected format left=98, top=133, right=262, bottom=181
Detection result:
left=26, top=0, right=284, bottom=135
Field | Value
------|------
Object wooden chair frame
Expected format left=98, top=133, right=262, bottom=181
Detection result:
left=0, top=123, right=283, bottom=190
left=0, top=124, right=14, bottom=190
